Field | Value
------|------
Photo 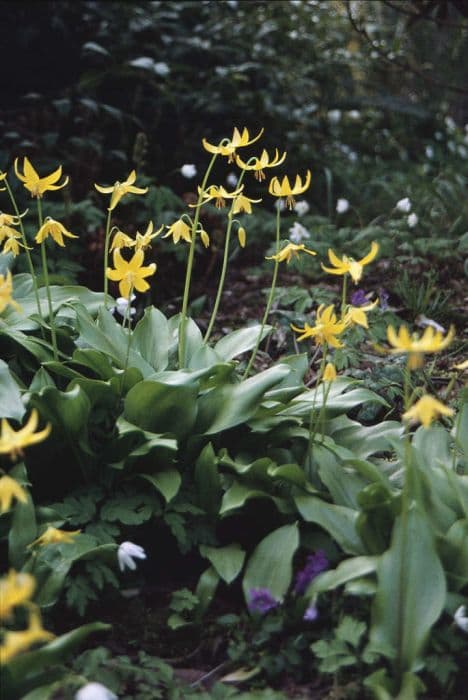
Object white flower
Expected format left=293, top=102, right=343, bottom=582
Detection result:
left=458, top=145, right=467, bottom=159
left=226, top=172, right=238, bottom=188
left=425, top=145, right=434, bottom=159
left=328, top=109, right=342, bottom=124
left=75, top=682, right=117, bottom=700
left=154, top=61, right=170, bottom=76
left=396, top=197, right=411, bottom=213
left=407, top=213, right=418, bottom=228
left=294, top=200, right=310, bottom=216
left=113, top=295, right=136, bottom=319
left=415, top=314, right=445, bottom=333
left=454, top=605, right=468, bottom=633
left=348, top=110, right=361, bottom=120
left=275, top=199, right=286, bottom=212
left=181, top=164, right=197, bottom=179
left=118, top=541, right=147, bottom=572
left=445, top=116, right=456, bottom=133
left=336, top=198, right=349, bottom=214
left=289, top=222, right=310, bottom=244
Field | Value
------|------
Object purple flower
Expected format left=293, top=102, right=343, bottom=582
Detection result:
left=303, top=604, right=319, bottom=621
left=379, top=288, right=389, bottom=311
left=294, top=550, right=329, bottom=595
left=248, top=588, right=280, bottom=614
left=350, top=289, right=368, bottom=307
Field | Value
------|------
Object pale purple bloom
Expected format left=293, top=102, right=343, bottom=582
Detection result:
left=294, top=550, right=329, bottom=595
left=303, top=604, right=319, bottom=621
left=350, top=289, right=368, bottom=307
left=248, top=588, right=280, bottom=614
left=379, top=288, right=389, bottom=311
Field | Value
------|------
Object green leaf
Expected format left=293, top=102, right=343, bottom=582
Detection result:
left=194, top=443, right=221, bottom=515
left=0, top=359, right=25, bottom=420
left=308, top=556, right=379, bottom=596
left=295, top=495, right=364, bottom=555
left=199, top=543, right=245, bottom=583
left=132, top=306, right=170, bottom=371
left=243, top=523, right=299, bottom=602
left=8, top=474, right=37, bottom=568
left=139, top=469, right=181, bottom=503
left=336, top=616, right=366, bottom=647
left=214, top=324, right=272, bottom=361
left=124, top=379, right=198, bottom=440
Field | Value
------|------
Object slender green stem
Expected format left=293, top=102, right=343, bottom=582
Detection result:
left=242, top=203, right=282, bottom=379
left=306, top=346, right=328, bottom=476
left=39, top=242, right=58, bottom=361
left=119, top=286, right=134, bottom=399
left=341, top=273, right=348, bottom=317
left=179, top=153, right=218, bottom=367
left=103, top=209, right=112, bottom=306
left=4, top=178, right=43, bottom=318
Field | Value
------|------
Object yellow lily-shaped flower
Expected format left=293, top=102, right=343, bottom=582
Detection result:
left=35, top=218, right=79, bottom=247
left=0, top=570, right=36, bottom=620
left=238, top=226, right=246, bottom=248
left=0, top=171, right=6, bottom=191
left=403, top=394, right=454, bottom=428
left=269, top=170, right=312, bottom=209
left=235, top=148, right=287, bottom=181
left=322, top=242, right=379, bottom=284
left=291, top=304, right=347, bottom=348
left=14, top=157, right=68, bottom=198
left=322, top=362, right=337, bottom=382
left=0, top=271, right=22, bottom=314
left=106, top=248, right=156, bottom=298
left=29, top=526, right=81, bottom=547
left=202, top=126, right=264, bottom=162
left=135, top=221, right=163, bottom=251
left=344, top=299, right=379, bottom=329
left=0, top=225, right=28, bottom=257
left=0, top=475, right=28, bottom=513
left=0, top=608, right=54, bottom=665
left=0, top=410, right=51, bottom=461
left=266, top=242, right=317, bottom=264
left=163, top=218, right=193, bottom=244
left=197, top=184, right=244, bottom=209
left=386, top=324, right=455, bottom=370
left=109, top=228, right=136, bottom=252
left=95, top=170, right=148, bottom=211
left=0, top=212, right=24, bottom=227
left=232, top=193, right=262, bottom=215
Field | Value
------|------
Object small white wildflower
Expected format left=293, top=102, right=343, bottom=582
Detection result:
left=327, top=109, right=342, bottom=124
left=289, top=222, right=310, bottom=244
left=275, top=199, right=286, bottom=212
left=118, top=541, right=147, bottom=572
left=396, top=197, right=411, bottom=213
left=348, top=110, right=361, bottom=120
left=448, top=140, right=456, bottom=153
left=113, top=295, right=136, bottom=319
left=181, top=163, right=197, bottom=179
left=336, top=198, right=350, bottom=214
left=154, top=61, right=170, bottom=76
left=407, top=213, right=418, bottom=228
left=75, top=682, right=117, bottom=700
left=454, top=605, right=468, bottom=633
left=294, top=200, right=310, bottom=217
left=348, top=151, right=358, bottom=162
left=445, top=116, right=456, bottom=133
left=425, top=145, right=434, bottom=159
left=415, top=315, right=445, bottom=333
left=458, top=145, right=467, bottom=159
left=226, top=172, right=238, bottom=188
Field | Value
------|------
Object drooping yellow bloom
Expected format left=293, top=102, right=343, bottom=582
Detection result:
left=163, top=219, right=192, bottom=244
left=95, top=170, right=148, bottom=211
left=106, top=248, right=156, bottom=298
left=291, top=304, right=347, bottom=348
left=322, top=242, right=379, bottom=284
left=0, top=224, right=28, bottom=257
left=266, top=242, right=317, bottom=264
left=0, top=608, right=54, bottom=665
left=235, top=148, right=287, bottom=181
left=232, top=193, right=262, bottom=215
left=30, top=526, right=81, bottom=547
left=344, top=299, right=379, bottom=329
left=14, top=157, right=68, bottom=198
left=386, top=324, right=455, bottom=370
left=202, top=127, right=264, bottom=162
left=109, top=229, right=135, bottom=252
left=0, top=410, right=51, bottom=461
left=453, top=359, right=468, bottom=371
left=322, top=362, right=337, bottom=382
left=35, top=218, right=79, bottom=247
left=135, top=221, right=163, bottom=251
left=0, top=172, right=6, bottom=190
left=197, top=184, right=244, bottom=209
left=0, top=570, right=35, bottom=620
left=0, top=271, right=22, bottom=314
left=0, top=212, right=23, bottom=227
left=268, top=171, right=311, bottom=209
left=403, top=394, right=454, bottom=428
left=0, top=475, right=28, bottom=512
left=238, top=226, right=246, bottom=248
left=197, top=225, right=210, bottom=248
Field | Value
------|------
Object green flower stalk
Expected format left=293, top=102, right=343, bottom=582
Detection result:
left=35, top=200, right=58, bottom=361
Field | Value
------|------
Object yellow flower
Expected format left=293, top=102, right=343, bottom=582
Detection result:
left=198, top=225, right=210, bottom=248
left=106, top=248, right=156, bottom=298
left=386, top=324, right=455, bottom=370
left=322, top=362, right=337, bottom=382
left=197, top=184, right=244, bottom=209
left=0, top=172, right=6, bottom=190
left=232, top=193, right=262, bottom=214
left=35, top=218, right=79, bottom=247
left=266, top=242, right=317, bottom=264
left=0, top=271, right=22, bottom=314
left=14, top=157, right=68, bottom=198
left=403, top=394, right=454, bottom=428
left=268, top=171, right=311, bottom=209
left=163, top=219, right=192, bottom=244
left=202, top=127, right=264, bottom=162
left=0, top=410, right=51, bottom=461
left=0, top=475, right=28, bottom=513
left=238, top=226, right=246, bottom=248
left=95, top=170, right=148, bottom=211
left=0, top=225, right=28, bottom=257
left=0, top=212, right=23, bottom=227
left=291, top=304, right=347, bottom=348
left=135, top=221, right=163, bottom=251
left=235, top=148, right=287, bottom=181
left=0, top=608, right=54, bottom=665
left=321, top=242, right=379, bottom=284
left=344, top=299, right=379, bottom=329
left=0, top=570, right=35, bottom=620
left=30, top=526, right=81, bottom=547
left=109, top=229, right=136, bottom=252
left=453, top=359, right=468, bottom=371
